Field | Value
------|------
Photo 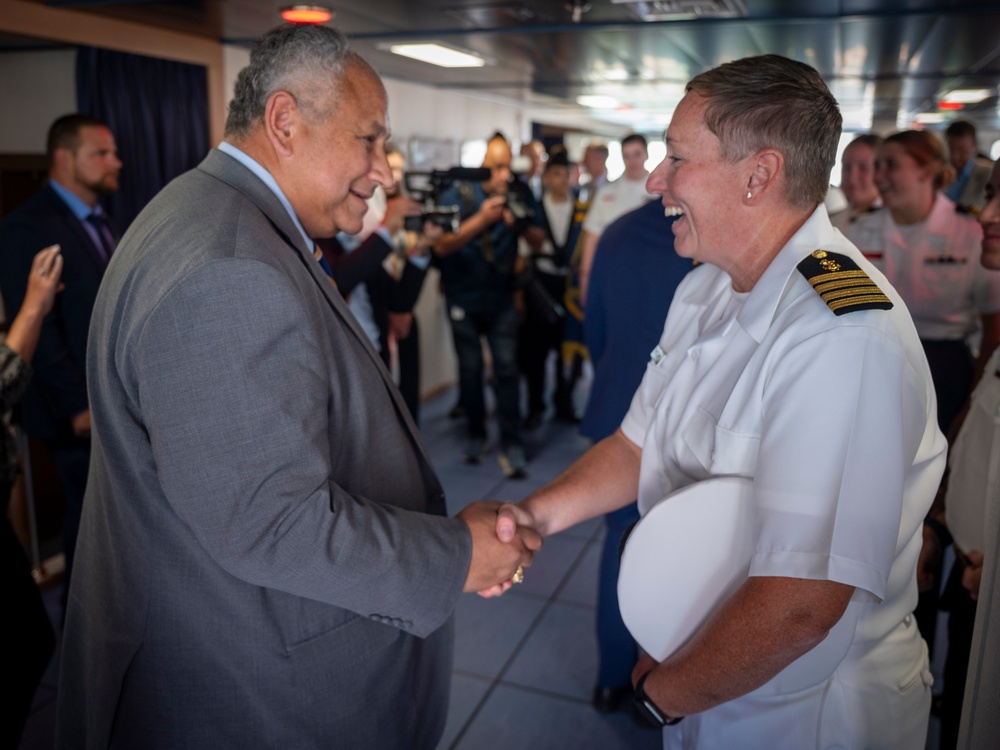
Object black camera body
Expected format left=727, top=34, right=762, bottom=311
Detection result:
left=504, top=177, right=536, bottom=235
left=402, top=167, right=491, bottom=233
left=504, top=154, right=539, bottom=235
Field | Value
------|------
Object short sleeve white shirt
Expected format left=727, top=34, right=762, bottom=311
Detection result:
left=621, top=206, right=946, bottom=643
left=845, top=193, right=1000, bottom=340
left=581, top=175, right=654, bottom=236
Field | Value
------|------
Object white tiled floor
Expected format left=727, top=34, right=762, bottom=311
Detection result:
left=423, top=389, right=660, bottom=750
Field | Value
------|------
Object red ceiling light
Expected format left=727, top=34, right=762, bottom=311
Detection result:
left=938, top=101, right=965, bottom=110
left=281, top=5, right=333, bottom=24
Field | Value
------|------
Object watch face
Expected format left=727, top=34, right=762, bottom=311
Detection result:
left=633, top=693, right=667, bottom=728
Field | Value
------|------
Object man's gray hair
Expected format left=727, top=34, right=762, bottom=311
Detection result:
left=686, top=54, right=842, bottom=210
left=225, top=24, right=363, bottom=138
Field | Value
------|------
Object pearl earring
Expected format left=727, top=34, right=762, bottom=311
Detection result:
left=746, top=191, right=752, bottom=200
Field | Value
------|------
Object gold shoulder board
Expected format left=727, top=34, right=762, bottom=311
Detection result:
left=797, top=250, right=893, bottom=316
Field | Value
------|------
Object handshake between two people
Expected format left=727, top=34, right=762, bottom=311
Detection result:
left=458, top=500, right=541, bottom=595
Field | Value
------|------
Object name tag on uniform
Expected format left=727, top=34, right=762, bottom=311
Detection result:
left=650, top=344, right=666, bottom=364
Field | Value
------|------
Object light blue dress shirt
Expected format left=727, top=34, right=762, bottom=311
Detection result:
left=49, top=179, right=110, bottom=258
left=217, top=141, right=315, bottom=255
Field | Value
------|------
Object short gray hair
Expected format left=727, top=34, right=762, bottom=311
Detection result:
left=686, top=54, right=842, bottom=210
left=225, top=24, right=363, bottom=138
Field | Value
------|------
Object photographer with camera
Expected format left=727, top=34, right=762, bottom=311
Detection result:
left=434, top=132, right=543, bottom=478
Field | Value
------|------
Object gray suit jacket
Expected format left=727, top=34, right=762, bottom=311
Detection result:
left=57, top=149, right=472, bottom=749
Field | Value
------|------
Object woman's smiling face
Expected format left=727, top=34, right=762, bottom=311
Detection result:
left=646, top=92, right=751, bottom=267
left=874, top=141, right=934, bottom=215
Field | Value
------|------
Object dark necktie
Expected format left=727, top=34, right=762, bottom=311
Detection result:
left=85, top=212, right=116, bottom=264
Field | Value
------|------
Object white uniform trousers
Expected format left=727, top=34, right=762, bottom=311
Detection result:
left=662, top=616, right=933, bottom=750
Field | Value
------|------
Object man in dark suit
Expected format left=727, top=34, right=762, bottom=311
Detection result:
left=0, top=113, right=121, bottom=593
left=57, top=24, right=537, bottom=749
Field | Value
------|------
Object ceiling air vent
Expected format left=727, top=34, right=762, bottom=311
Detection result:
left=611, top=0, right=748, bottom=21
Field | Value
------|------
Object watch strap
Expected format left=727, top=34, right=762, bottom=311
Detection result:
left=633, top=670, right=683, bottom=727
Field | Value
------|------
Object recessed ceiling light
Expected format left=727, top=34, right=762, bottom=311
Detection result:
left=941, top=89, right=992, bottom=104
left=389, top=43, right=485, bottom=68
left=914, top=112, right=947, bottom=124
left=280, top=5, right=332, bottom=24
left=595, top=68, right=630, bottom=82
left=576, top=95, right=621, bottom=109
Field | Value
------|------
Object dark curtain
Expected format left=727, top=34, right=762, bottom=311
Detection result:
left=76, top=46, right=210, bottom=231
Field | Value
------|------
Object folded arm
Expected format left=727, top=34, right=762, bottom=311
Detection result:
left=633, top=576, right=854, bottom=717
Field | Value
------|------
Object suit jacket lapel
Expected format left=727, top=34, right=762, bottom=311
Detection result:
left=197, top=150, right=443, bottom=501
left=198, top=152, right=359, bottom=317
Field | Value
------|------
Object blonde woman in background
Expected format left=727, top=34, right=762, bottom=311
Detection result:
left=849, top=130, right=999, bottom=661
left=848, top=129, right=1000, bottom=435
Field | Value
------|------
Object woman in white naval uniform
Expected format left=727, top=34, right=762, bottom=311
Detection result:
left=485, top=55, right=945, bottom=749
left=830, top=133, right=883, bottom=232
left=846, top=130, right=1000, bottom=435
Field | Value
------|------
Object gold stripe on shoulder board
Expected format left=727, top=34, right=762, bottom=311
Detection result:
left=797, top=250, right=893, bottom=316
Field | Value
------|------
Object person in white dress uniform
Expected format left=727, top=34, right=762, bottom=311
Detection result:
left=830, top=133, right=883, bottom=232
left=483, top=54, right=945, bottom=750
left=846, top=130, right=1000, bottom=435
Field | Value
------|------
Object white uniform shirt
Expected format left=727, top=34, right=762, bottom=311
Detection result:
left=621, top=207, right=946, bottom=650
left=541, top=193, right=574, bottom=250
left=581, top=175, right=654, bottom=236
left=846, top=193, right=1000, bottom=341
left=829, top=198, right=882, bottom=234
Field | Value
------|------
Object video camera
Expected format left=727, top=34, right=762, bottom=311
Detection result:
left=506, top=155, right=537, bottom=234
left=402, top=167, right=491, bottom=232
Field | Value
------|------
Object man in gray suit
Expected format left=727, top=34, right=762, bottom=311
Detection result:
left=57, top=24, right=538, bottom=749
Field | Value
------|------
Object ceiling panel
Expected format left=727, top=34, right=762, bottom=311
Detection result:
left=16, top=0, right=1000, bottom=135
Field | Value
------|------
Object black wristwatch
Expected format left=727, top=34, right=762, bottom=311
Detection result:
left=634, top=670, right=684, bottom=727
